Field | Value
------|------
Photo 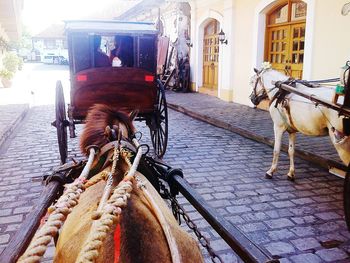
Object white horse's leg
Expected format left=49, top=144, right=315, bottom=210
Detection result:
left=287, top=132, right=296, bottom=181
left=266, top=125, right=284, bottom=179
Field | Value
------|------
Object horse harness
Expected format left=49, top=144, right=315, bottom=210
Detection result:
left=90, top=125, right=182, bottom=263
left=251, top=73, right=297, bottom=133
left=270, top=77, right=344, bottom=133
left=19, top=123, right=183, bottom=263
left=87, top=125, right=226, bottom=263
left=250, top=74, right=269, bottom=103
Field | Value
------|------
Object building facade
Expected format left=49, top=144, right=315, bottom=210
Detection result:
left=32, top=24, right=68, bottom=63
left=188, top=0, right=350, bottom=106
left=118, top=0, right=349, bottom=106
left=117, top=0, right=191, bottom=74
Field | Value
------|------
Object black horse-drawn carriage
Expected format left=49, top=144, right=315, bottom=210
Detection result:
left=53, top=20, right=168, bottom=163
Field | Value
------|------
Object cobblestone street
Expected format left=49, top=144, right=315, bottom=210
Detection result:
left=0, top=106, right=349, bottom=262
left=0, top=65, right=350, bottom=262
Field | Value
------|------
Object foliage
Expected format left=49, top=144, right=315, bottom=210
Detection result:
left=0, top=52, right=23, bottom=81
left=0, top=69, right=14, bottom=80
left=2, top=52, right=22, bottom=72
left=0, top=37, right=9, bottom=49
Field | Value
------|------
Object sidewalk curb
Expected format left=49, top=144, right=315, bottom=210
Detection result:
left=168, top=102, right=346, bottom=172
left=0, top=105, right=29, bottom=150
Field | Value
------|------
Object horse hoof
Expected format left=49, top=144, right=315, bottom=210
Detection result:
left=287, top=176, right=295, bottom=182
left=265, top=173, right=273, bottom=179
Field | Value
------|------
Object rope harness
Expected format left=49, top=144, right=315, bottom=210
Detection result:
left=18, top=147, right=97, bottom=263
left=18, top=126, right=181, bottom=263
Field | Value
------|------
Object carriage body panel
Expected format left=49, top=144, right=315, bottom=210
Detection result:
left=70, top=67, right=157, bottom=119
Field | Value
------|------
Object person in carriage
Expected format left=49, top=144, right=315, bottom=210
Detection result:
left=93, top=35, right=111, bottom=67
left=110, top=35, right=134, bottom=67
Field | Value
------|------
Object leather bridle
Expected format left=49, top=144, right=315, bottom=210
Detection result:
left=250, top=74, right=268, bottom=105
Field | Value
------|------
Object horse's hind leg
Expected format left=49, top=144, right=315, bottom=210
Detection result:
left=266, top=125, right=283, bottom=179
left=287, top=132, right=296, bottom=181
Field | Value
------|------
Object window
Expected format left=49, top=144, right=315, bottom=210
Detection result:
left=268, top=1, right=307, bottom=25
left=44, top=39, right=56, bottom=49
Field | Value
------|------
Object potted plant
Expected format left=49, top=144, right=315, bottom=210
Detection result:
left=0, top=69, right=14, bottom=88
left=0, top=52, right=21, bottom=88
left=3, top=52, right=20, bottom=72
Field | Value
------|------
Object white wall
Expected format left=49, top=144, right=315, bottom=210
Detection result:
left=190, top=0, right=350, bottom=106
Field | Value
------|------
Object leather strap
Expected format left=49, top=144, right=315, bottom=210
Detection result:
left=98, top=140, right=137, bottom=170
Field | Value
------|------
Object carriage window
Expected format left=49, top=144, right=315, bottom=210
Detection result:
left=92, top=35, right=111, bottom=68
left=110, top=35, right=134, bottom=68
left=70, top=33, right=155, bottom=73
left=138, top=36, right=156, bottom=72
left=71, top=34, right=91, bottom=73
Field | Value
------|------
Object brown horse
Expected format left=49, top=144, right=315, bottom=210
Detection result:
left=54, top=104, right=203, bottom=262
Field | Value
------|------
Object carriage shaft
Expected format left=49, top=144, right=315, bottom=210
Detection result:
left=276, top=82, right=350, bottom=117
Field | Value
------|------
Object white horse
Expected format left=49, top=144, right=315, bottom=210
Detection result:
left=249, top=67, right=350, bottom=181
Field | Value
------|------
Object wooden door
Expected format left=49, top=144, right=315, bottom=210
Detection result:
left=289, top=23, right=305, bottom=79
left=267, top=25, right=290, bottom=73
left=203, top=35, right=219, bottom=89
left=202, top=20, right=219, bottom=95
left=265, top=1, right=307, bottom=79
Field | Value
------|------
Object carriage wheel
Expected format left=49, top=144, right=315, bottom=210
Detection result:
left=344, top=163, right=350, bottom=230
left=55, top=81, right=68, bottom=164
left=150, top=81, right=168, bottom=158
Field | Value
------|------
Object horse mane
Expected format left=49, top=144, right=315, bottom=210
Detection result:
left=80, top=104, right=136, bottom=155
left=262, top=68, right=289, bottom=90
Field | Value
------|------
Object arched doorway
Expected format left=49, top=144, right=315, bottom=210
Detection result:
left=201, top=19, right=220, bottom=96
left=265, top=0, right=307, bottom=79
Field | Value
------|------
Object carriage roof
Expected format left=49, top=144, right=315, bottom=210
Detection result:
left=64, top=20, right=158, bottom=35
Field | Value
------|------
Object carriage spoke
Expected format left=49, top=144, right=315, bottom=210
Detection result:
left=159, top=127, right=164, bottom=143
left=159, top=125, right=166, bottom=137
left=150, top=83, right=168, bottom=158
left=157, top=130, right=162, bottom=154
left=159, top=105, right=165, bottom=114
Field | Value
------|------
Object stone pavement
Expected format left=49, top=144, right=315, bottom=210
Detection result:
left=1, top=88, right=350, bottom=262
left=0, top=104, right=29, bottom=151
left=166, top=91, right=345, bottom=171
left=0, top=90, right=344, bottom=177
left=0, top=105, right=350, bottom=262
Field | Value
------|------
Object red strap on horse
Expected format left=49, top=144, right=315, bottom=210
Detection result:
left=114, top=224, right=121, bottom=263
